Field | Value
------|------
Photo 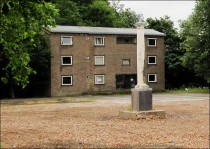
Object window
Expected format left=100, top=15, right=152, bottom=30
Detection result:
left=122, top=59, right=130, bottom=66
left=62, top=75, right=73, bottom=85
left=94, top=56, right=104, bottom=65
left=61, top=36, right=73, bottom=45
left=94, top=37, right=105, bottom=46
left=95, top=75, right=105, bottom=84
left=61, top=56, right=72, bottom=65
left=148, top=38, right=156, bottom=47
left=148, top=74, right=157, bottom=83
left=117, top=37, right=137, bottom=44
left=148, top=56, right=156, bottom=64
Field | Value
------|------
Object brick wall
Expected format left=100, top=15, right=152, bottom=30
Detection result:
left=50, top=33, right=165, bottom=96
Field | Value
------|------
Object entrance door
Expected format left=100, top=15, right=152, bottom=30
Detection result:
left=116, top=74, right=137, bottom=89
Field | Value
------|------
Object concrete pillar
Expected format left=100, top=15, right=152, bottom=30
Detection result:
left=132, top=14, right=152, bottom=111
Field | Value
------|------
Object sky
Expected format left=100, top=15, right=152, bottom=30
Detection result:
left=118, top=1, right=196, bottom=30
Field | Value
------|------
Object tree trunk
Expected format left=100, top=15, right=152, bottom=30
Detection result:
left=10, top=81, right=15, bottom=98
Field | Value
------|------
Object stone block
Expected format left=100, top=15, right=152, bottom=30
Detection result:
left=131, top=88, right=152, bottom=111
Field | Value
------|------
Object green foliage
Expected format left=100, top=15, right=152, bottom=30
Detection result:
left=146, top=16, right=207, bottom=88
left=52, top=0, right=138, bottom=28
left=180, top=0, right=210, bottom=82
left=0, top=1, right=58, bottom=95
left=165, top=88, right=209, bottom=94
left=146, top=16, right=185, bottom=88
left=111, top=0, right=138, bottom=28
left=146, top=16, right=183, bottom=70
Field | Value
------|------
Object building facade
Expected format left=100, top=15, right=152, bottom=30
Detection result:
left=49, top=26, right=165, bottom=96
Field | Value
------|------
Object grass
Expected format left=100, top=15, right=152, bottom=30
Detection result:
left=164, top=88, right=209, bottom=94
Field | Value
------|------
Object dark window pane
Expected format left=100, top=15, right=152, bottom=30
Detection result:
left=63, top=57, right=71, bottom=64
left=149, top=75, right=155, bottom=81
left=117, top=37, right=136, bottom=44
left=148, top=39, right=156, bottom=46
left=63, top=77, right=72, bottom=84
left=149, top=57, right=156, bottom=64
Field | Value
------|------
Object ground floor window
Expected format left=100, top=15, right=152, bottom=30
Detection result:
left=148, top=74, right=157, bottom=82
left=95, top=75, right=105, bottom=84
left=116, top=74, right=136, bottom=89
left=62, top=75, right=73, bottom=85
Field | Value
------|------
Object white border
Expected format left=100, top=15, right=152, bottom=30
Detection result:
left=95, top=75, right=105, bottom=84
left=148, top=56, right=157, bottom=64
left=62, top=75, right=73, bottom=85
left=148, top=74, right=157, bottom=82
left=148, top=38, right=156, bottom=47
left=94, top=56, right=105, bottom=65
left=61, top=56, right=72, bottom=65
left=94, top=37, right=105, bottom=46
left=61, top=36, right=73, bottom=45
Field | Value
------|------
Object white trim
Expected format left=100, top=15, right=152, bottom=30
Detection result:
left=148, top=38, right=156, bottom=47
left=94, top=56, right=105, bottom=65
left=148, top=74, right=157, bottom=82
left=61, top=36, right=73, bottom=45
left=95, top=75, right=105, bottom=84
left=62, top=75, right=73, bottom=85
left=61, top=56, right=72, bottom=65
left=148, top=56, right=157, bottom=64
left=94, top=37, right=105, bottom=46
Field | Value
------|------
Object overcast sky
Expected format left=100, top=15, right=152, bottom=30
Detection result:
left=119, top=1, right=196, bottom=30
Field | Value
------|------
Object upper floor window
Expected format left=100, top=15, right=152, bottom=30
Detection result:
left=61, top=36, right=73, bottom=45
left=94, top=56, right=105, bottom=65
left=61, top=56, right=72, bottom=65
left=94, top=37, right=105, bottom=46
left=148, top=56, right=156, bottom=64
left=117, top=37, right=136, bottom=44
left=148, top=38, right=156, bottom=47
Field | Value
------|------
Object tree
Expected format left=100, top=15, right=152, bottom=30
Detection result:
left=52, top=0, right=138, bottom=28
left=146, top=16, right=205, bottom=89
left=180, top=0, right=210, bottom=82
left=51, top=0, right=83, bottom=26
left=110, top=0, right=138, bottom=28
left=0, top=1, right=58, bottom=98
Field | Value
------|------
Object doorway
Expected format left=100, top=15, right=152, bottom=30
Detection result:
left=116, top=74, right=137, bottom=89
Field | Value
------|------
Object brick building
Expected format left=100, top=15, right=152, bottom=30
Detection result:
left=49, top=26, right=165, bottom=96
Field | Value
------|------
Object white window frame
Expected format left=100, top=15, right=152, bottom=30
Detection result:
left=94, top=37, right=105, bottom=46
left=148, top=56, right=157, bottom=64
left=148, top=38, right=156, bottom=47
left=61, top=36, right=73, bottom=45
left=62, top=75, right=73, bottom=85
left=61, top=56, right=73, bottom=65
left=94, top=56, right=105, bottom=65
left=95, top=75, right=105, bottom=85
left=148, top=74, right=157, bottom=83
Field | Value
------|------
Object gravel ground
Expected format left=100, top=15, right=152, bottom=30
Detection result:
left=1, top=97, right=209, bottom=148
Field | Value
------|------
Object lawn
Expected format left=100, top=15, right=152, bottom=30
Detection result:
left=165, top=87, right=209, bottom=94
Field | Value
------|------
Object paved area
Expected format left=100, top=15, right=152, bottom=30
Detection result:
left=92, top=93, right=209, bottom=104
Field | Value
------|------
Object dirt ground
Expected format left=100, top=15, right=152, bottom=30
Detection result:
left=1, top=96, right=209, bottom=148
